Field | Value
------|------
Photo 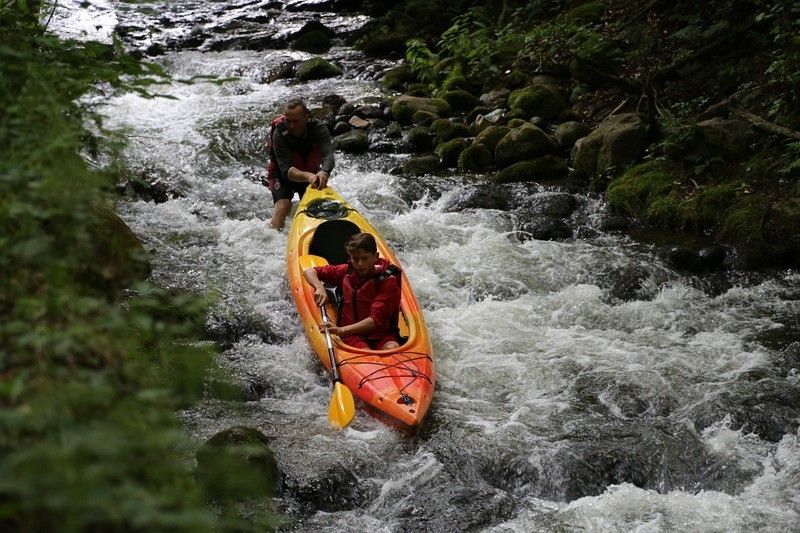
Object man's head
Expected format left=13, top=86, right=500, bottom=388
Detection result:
left=346, top=233, right=379, bottom=276
left=282, top=97, right=310, bottom=137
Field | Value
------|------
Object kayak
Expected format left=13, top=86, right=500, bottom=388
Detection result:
left=286, top=185, right=435, bottom=433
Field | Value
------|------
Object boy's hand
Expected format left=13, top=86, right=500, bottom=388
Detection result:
left=319, top=321, right=342, bottom=336
left=314, top=285, right=328, bottom=306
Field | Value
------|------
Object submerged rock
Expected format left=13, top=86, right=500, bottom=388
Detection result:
left=442, top=186, right=513, bottom=211
left=520, top=217, right=572, bottom=241
left=284, top=463, right=364, bottom=512
left=398, top=155, right=441, bottom=176
left=296, top=57, right=342, bottom=81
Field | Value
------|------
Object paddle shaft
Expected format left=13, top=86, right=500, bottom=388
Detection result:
left=320, top=305, right=342, bottom=383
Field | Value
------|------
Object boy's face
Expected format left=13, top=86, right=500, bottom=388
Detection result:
left=349, top=248, right=379, bottom=277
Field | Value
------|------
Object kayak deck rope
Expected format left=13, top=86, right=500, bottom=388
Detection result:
left=338, top=351, right=433, bottom=391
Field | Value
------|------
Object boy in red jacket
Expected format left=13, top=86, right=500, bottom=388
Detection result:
left=303, top=233, right=401, bottom=350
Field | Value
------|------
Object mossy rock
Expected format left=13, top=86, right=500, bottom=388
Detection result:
left=385, top=122, right=402, bottom=139
left=506, top=108, right=528, bottom=120
left=430, top=119, right=470, bottom=144
left=495, top=156, right=569, bottom=183
left=565, top=0, right=606, bottom=23
left=405, top=126, right=435, bottom=153
left=458, top=144, right=492, bottom=172
left=406, top=83, right=431, bottom=97
left=290, top=31, right=332, bottom=53
left=441, top=89, right=478, bottom=114
left=607, top=160, right=681, bottom=219
left=555, top=121, right=591, bottom=149
left=474, top=125, right=510, bottom=156
left=196, top=427, right=278, bottom=503
left=573, top=112, right=649, bottom=188
left=391, top=96, right=451, bottom=125
left=720, top=196, right=768, bottom=243
left=359, top=30, right=410, bottom=56
left=508, top=85, right=566, bottom=120
left=506, top=70, right=528, bottom=89
left=507, top=118, right=527, bottom=128
left=86, top=201, right=151, bottom=291
left=401, top=155, right=441, bottom=176
left=383, top=64, right=415, bottom=91
left=296, top=57, right=342, bottom=81
left=334, top=129, right=369, bottom=153
left=684, top=183, right=739, bottom=230
left=412, top=109, right=439, bottom=126
left=441, top=66, right=471, bottom=92
left=435, top=138, right=469, bottom=168
left=495, top=123, right=559, bottom=168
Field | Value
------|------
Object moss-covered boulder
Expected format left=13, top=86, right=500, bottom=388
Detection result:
left=382, top=64, right=415, bottom=91
left=479, top=88, right=510, bottom=109
left=506, top=70, right=528, bottom=89
left=400, top=155, right=441, bottom=176
left=441, top=89, right=479, bottom=113
left=458, top=144, right=492, bottom=172
left=495, top=123, right=559, bottom=168
left=474, top=125, right=510, bottom=156
left=385, top=122, right=402, bottom=139
left=495, top=156, right=569, bottom=183
left=290, top=31, right=332, bottom=53
left=296, top=57, right=342, bottom=81
left=555, top=121, right=591, bottom=149
left=359, top=30, right=410, bottom=56
left=573, top=112, right=649, bottom=188
left=472, top=109, right=506, bottom=133
left=508, top=85, right=566, bottom=120
left=441, top=66, right=471, bottom=92
left=391, top=96, right=451, bottom=125
left=196, top=427, right=278, bottom=503
left=507, top=118, right=527, bottom=128
left=695, top=118, right=756, bottom=160
left=435, top=138, right=469, bottom=168
left=607, top=160, right=681, bottom=219
left=412, top=109, right=439, bottom=126
left=406, top=83, right=431, bottom=97
left=430, top=119, right=470, bottom=144
left=506, top=108, right=528, bottom=120
left=405, top=126, right=435, bottom=153
left=334, top=129, right=369, bottom=153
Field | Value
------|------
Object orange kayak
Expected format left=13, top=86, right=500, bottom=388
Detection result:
left=286, top=186, right=435, bottom=433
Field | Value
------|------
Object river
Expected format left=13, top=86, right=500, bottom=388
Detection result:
left=53, top=0, right=800, bottom=531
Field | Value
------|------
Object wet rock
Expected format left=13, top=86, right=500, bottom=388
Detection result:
left=430, top=119, right=471, bottom=144
left=435, top=138, right=469, bottom=168
left=605, top=263, right=653, bottom=301
left=397, top=155, right=441, bottom=176
left=360, top=30, right=410, bottom=57
left=284, top=463, right=364, bottom=512
left=334, top=130, right=369, bottom=153
left=520, top=217, right=573, bottom=240
left=495, top=156, right=569, bottom=183
left=479, top=87, right=510, bottom=109
left=473, top=125, right=510, bottom=156
left=572, top=112, right=649, bottom=184
left=289, top=20, right=336, bottom=40
left=290, top=30, right=331, bottom=53
left=599, top=214, right=634, bottom=231
left=285, top=0, right=361, bottom=12
left=338, top=102, right=356, bottom=117
left=507, top=118, right=528, bottom=129
left=441, top=89, right=479, bottom=114
left=473, top=109, right=506, bottom=133
left=321, top=94, right=346, bottom=114
left=506, top=108, right=528, bottom=120
left=522, top=193, right=576, bottom=218
left=696, top=117, right=755, bottom=160
left=466, top=105, right=492, bottom=124
left=406, top=83, right=431, bottom=97
left=196, top=427, right=278, bottom=502
left=405, top=126, right=435, bottom=153
left=296, top=57, right=342, bottom=81
left=442, top=186, right=513, bottom=211
left=385, top=122, right=402, bottom=139
left=412, top=110, right=439, bottom=126
left=348, top=116, right=371, bottom=130
left=391, top=96, right=451, bottom=125
left=354, top=105, right=383, bottom=119
left=368, top=140, right=396, bottom=153
left=494, top=123, right=559, bottom=168
left=558, top=109, right=584, bottom=123
left=555, top=121, right=591, bottom=149
left=458, top=144, right=492, bottom=172
left=382, top=64, right=415, bottom=91
left=332, top=121, right=352, bottom=135
left=508, top=85, right=566, bottom=120
left=666, top=245, right=728, bottom=273
left=397, top=486, right=516, bottom=532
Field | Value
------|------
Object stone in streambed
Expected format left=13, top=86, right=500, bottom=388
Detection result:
left=435, top=138, right=469, bottom=168
left=397, top=155, right=441, bottom=176
left=412, top=109, right=439, bottom=126
left=382, top=64, right=415, bottom=91
left=508, top=85, right=566, bottom=120
left=555, top=121, right=591, bottom=149
left=458, top=144, right=492, bottom=172
left=296, top=57, right=342, bottom=81
left=495, top=156, right=569, bottom=183
left=332, top=121, right=352, bottom=135
left=520, top=217, right=572, bottom=241
left=290, top=30, right=331, bottom=53
left=441, top=89, right=478, bottom=113
left=405, top=126, right=435, bottom=153
left=473, top=125, right=510, bottom=156
left=442, top=185, right=513, bottom=211
left=391, top=95, right=451, bottom=125
left=334, top=130, right=369, bottom=153
left=430, top=119, right=471, bottom=144
left=572, top=112, right=649, bottom=187
left=494, top=123, right=559, bottom=168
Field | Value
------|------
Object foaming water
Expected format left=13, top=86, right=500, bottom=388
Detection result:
left=60, top=1, right=800, bottom=529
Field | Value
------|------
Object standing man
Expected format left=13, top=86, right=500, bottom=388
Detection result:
left=267, top=97, right=335, bottom=230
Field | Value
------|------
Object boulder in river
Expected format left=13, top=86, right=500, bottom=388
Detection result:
left=508, top=85, right=566, bottom=120
left=334, top=129, right=369, bottom=153
left=290, top=30, right=332, bottom=53
left=479, top=87, right=511, bottom=109
left=430, top=118, right=471, bottom=144
left=555, top=120, right=591, bottom=149
left=442, top=185, right=513, bottom=211
left=296, top=57, right=342, bottom=81
left=435, top=137, right=469, bottom=168
left=382, top=64, right=415, bottom=91
left=398, top=155, right=441, bottom=176
left=495, top=156, right=569, bottom=183
left=391, top=95, right=451, bottom=125
left=573, top=112, right=649, bottom=187
left=441, top=89, right=479, bottom=114
left=458, top=144, right=492, bottom=172
left=520, top=217, right=573, bottom=241
left=494, top=123, right=559, bottom=168
left=473, top=125, right=510, bottom=156
left=405, top=125, right=435, bottom=153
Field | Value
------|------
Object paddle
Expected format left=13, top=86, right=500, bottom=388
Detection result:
left=320, top=303, right=355, bottom=428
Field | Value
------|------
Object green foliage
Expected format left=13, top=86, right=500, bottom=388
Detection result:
left=0, top=7, right=275, bottom=531
left=405, top=38, right=439, bottom=83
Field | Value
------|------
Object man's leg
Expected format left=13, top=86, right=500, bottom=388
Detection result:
left=270, top=198, right=292, bottom=230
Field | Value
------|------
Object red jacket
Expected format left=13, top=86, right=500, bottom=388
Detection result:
left=315, top=258, right=401, bottom=339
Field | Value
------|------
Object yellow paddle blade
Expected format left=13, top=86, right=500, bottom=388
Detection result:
left=328, top=381, right=355, bottom=428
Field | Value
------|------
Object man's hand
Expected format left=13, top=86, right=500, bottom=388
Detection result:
left=311, top=171, right=329, bottom=190
left=313, top=285, right=328, bottom=306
